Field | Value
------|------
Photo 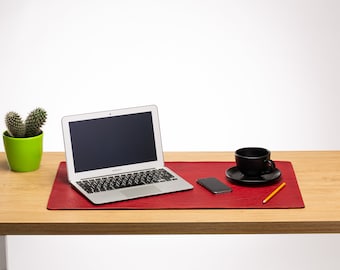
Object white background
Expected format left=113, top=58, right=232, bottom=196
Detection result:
left=1, top=0, right=340, bottom=269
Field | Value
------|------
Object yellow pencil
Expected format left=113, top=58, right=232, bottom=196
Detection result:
left=262, top=182, right=286, bottom=204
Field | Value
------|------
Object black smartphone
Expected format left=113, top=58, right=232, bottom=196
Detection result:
left=197, top=177, right=232, bottom=194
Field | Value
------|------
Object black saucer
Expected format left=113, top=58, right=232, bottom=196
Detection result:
left=225, top=166, right=281, bottom=186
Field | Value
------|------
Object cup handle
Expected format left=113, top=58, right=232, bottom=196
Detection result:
left=264, top=159, right=276, bottom=173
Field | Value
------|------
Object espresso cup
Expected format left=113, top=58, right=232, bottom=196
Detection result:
left=235, top=147, right=275, bottom=177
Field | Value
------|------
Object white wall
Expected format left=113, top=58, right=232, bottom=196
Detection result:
left=6, top=235, right=340, bottom=270
left=1, top=1, right=340, bottom=269
left=1, top=0, right=339, bottom=151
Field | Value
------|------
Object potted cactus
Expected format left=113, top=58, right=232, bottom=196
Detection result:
left=3, top=108, right=47, bottom=172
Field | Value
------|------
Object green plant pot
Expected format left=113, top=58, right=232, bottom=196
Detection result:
left=3, top=131, right=43, bottom=172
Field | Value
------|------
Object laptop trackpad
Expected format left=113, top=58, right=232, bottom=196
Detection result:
left=121, top=186, right=161, bottom=198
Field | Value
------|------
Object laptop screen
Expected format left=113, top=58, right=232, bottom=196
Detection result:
left=69, top=112, right=157, bottom=172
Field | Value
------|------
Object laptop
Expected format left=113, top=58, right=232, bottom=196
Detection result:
left=61, top=105, right=193, bottom=204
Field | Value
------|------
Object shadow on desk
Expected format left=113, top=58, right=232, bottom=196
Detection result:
left=0, top=160, right=8, bottom=170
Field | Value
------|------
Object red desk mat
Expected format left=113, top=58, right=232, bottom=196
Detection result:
left=47, top=161, right=304, bottom=210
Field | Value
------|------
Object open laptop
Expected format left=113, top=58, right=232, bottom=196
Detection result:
left=61, top=105, right=193, bottom=204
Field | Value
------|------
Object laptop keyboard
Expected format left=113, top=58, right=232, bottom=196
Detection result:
left=76, top=168, right=178, bottom=194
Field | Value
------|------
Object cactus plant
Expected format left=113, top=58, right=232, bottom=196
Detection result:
left=25, top=108, right=48, bottom=137
left=5, top=108, right=47, bottom=138
left=5, top=112, right=26, bottom=137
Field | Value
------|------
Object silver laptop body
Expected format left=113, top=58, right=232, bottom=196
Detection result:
left=61, top=105, right=193, bottom=204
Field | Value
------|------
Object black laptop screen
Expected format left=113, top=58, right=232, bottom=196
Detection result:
left=69, top=112, right=157, bottom=173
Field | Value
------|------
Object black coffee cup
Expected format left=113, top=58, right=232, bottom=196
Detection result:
left=235, top=147, right=275, bottom=177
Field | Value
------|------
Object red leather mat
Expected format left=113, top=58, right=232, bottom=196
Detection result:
left=47, top=161, right=304, bottom=209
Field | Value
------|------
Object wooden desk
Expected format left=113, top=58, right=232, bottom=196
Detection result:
left=0, top=151, right=339, bottom=235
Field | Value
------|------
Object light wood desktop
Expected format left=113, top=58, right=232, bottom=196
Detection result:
left=0, top=151, right=339, bottom=235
